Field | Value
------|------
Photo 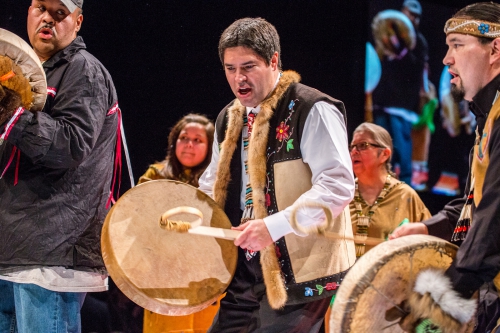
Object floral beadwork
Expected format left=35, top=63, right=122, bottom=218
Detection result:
left=444, top=18, right=500, bottom=38
left=304, top=281, right=339, bottom=297
left=265, top=170, right=273, bottom=208
left=478, top=22, right=490, bottom=34
left=265, top=193, right=271, bottom=207
left=276, top=122, right=290, bottom=142
left=265, top=99, right=299, bottom=211
left=268, top=99, right=298, bottom=161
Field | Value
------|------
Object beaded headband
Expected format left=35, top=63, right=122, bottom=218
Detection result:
left=444, top=18, right=500, bottom=38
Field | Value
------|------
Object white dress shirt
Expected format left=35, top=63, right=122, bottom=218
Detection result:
left=198, top=100, right=354, bottom=241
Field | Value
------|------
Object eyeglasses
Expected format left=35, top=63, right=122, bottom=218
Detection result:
left=349, top=142, right=385, bottom=152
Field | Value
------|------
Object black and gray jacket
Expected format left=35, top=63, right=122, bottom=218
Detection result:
left=0, top=36, right=119, bottom=273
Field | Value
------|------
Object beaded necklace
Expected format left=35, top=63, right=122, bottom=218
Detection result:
left=353, top=174, right=391, bottom=257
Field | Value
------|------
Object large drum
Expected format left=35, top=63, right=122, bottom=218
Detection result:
left=329, top=234, right=470, bottom=333
left=372, top=9, right=416, bottom=59
left=0, top=28, right=47, bottom=111
left=101, top=180, right=237, bottom=315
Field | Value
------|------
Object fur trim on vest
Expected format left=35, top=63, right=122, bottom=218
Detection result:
left=212, top=70, right=301, bottom=309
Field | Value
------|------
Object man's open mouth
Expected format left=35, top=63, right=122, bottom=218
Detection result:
left=38, top=27, right=54, bottom=39
left=238, top=88, right=251, bottom=95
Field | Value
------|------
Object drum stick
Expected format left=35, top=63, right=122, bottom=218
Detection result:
left=322, top=231, right=385, bottom=246
left=186, top=226, right=241, bottom=241
left=289, top=202, right=386, bottom=246
left=160, top=206, right=385, bottom=245
left=164, top=221, right=383, bottom=245
left=189, top=226, right=385, bottom=245
left=160, top=206, right=241, bottom=240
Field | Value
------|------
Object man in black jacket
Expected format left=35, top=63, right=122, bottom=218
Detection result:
left=391, top=2, right=500, bottom=332
left=0, top=0, right=120, bottom=332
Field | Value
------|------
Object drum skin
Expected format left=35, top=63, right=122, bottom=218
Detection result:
left=372, top=9, right=416, bottom=59
left=329, top=234, right=462, bottom=333
left=0, top=28, right=46, bottom=111
left=101, top=180, right=237, bottom=316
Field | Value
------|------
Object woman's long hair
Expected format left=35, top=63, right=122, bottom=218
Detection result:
left=159, top=113, right=214, bottom=187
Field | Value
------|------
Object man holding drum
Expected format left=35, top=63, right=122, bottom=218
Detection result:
left=198, top=17, right=356, bottom=332
left=0, top=0, right=120, bottom=332
left=391, top=2, right=500, bottom=332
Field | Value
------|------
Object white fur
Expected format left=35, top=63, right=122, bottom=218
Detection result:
left=414, top=269, right=476, bottom=324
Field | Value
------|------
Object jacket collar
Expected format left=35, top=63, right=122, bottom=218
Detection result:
left=43, top=36, right=86, bottom=69
left=471, top=73, right=500, bottom=118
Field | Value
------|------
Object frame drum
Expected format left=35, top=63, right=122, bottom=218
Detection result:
left=0, top=28, right=47, bottom=111
left=329, top=234, right=463, bottom=332
left=102, top=180, right=237, bottom=315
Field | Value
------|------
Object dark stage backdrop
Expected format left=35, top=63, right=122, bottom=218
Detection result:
left=1, top=0, right=480, bottom=214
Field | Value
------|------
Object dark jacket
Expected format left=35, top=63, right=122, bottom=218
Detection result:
left=424, top=74, right=500, bottom=298
left=0, top=37, right=119, bottom=273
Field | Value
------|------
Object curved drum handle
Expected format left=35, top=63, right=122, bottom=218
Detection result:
left=290, top=202, right=334, bottom=237
left=290, top=202, right=384, bottom=246
left=159, top=206, right=241, bottom=240
left=159, top=206, right=203, bottom=231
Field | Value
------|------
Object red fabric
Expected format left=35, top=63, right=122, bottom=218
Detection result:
left=106, top=106, right=122, bottom=209
left=1, top=146, right=17, bottom=180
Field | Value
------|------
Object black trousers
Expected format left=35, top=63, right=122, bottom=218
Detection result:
left=208, top=247, right=330, bottom=333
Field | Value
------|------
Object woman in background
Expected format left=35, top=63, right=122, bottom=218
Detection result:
left=138, top=113, right=214, bottom=186
left=349, top=122, right=431, bottom=258
left=325, top=122, right=431, bottom=331
left=139, top=113, right=218, bottom=333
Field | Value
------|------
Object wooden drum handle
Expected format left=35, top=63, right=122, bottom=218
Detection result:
left=159, top=206, right=241, bottom=240
left=159, top=206, right=203, bottom=230
left=290, top=202, right=384, bottom=246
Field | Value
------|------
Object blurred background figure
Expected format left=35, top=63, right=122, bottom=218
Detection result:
left=431, top=66, right=475, bottom=197
left=138, top=113, right=219, bottom=333
left=369, top=0, right=437, bottom=191
left=349, top=122, right=431, bottom=258
left=401, top=0, right=437, bottom=192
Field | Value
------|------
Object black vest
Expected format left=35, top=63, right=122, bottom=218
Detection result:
left=215, top=83, right=348, bottom=304
left=216, top=82, right=346, bottom=224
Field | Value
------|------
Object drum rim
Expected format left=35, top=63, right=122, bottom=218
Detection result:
left=101, top=180, right=238, bottom=315
left=0, top=28, right=47, bottom=112
left=331, top=234, right=458, bottom=332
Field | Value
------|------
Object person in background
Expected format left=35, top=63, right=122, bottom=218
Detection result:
left=349, top=122, right=431, bottom=258
left=138, top=113, right=217, bottom=333
left=323, top=122, right=432, bottom=333
left=138, top=113, right=214, bottom=187
left=0, top=0, right=121, bottom=332
left=371, top=0, right=430, bottom=188
left=390, top=3, right=500, bottom=332
left=401, top=0, right=437, bottom=191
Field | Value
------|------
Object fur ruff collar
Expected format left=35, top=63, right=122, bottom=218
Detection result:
left=213, top=70, right=300, bottom=211
left=213, top=70, right=301, bottom=309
